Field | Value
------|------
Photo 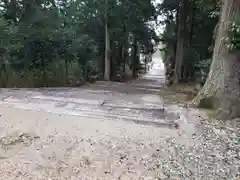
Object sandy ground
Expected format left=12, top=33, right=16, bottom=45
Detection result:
left=0, top=52, right=239, bottom=180
left=0, top=106, right=192, bottom=180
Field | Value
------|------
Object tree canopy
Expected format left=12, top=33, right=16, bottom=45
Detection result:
left=0, top=0, right=158, bottom=87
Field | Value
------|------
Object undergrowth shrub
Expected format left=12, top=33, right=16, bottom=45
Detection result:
left=195, top=58, right=211, bottom=85
left=0, top=60, right=89, bottom=88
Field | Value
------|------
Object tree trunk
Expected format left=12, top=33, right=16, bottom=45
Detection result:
left=41, top=58, right=46, bottom=87
left=193, top=0, right=240, bottom=120
left=118, top=44, right=123, bottom=70
left=174, top=0, right=188, bottom=83
left=188, top=4, right=196, bottom=45
left=110, top=41, right=116, bottom=80
left=131, top=34, right=137, bottom=77
left=122, top=47, right=126, bottom=73
left=65, top=59, right=68, bottom=84
left=104, top=1, right=111, bottom=81
left=174, top=1, right=180, bottom=57
left=122, top=21, right=127, bottom=73
left=98, top=46, right=105, bottom=79
left=182, top=3, right=195, bottom=81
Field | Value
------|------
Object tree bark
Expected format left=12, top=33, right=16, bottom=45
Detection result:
left=104, top=0, right=111, bottom=81
left=98, top=46, right=105, bottom=78
left=122, top=47, right=126, bottom=73
left=65, top=59, right=68, bottom=84
left=188, top=4, right=196, bottom=45
left=118, top=45, right=123, bottom=70
left=131, top=34, right=137, bottom=77
left=193, top=0, right=240, bottom=120
left=122, top=20, right=127, bottom=73
left=174, top=1, right=180, bottom=57
left=110, top=41, right=116, bottom=80
left=174, top=0, right=188, bottom=83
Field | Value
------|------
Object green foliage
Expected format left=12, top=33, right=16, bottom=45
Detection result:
left=0, top=0, right=157, bottom=87
left=0, top=18, right=21, bottom=54
left=195, top=58, right=211, bottom=84
left=158, top=0, right=219, bottom=83
left=0, top=60, right=84, bottom=88
left=226, top=14, right=240, bottom=51
left=182, top=47, right=199, bottom=77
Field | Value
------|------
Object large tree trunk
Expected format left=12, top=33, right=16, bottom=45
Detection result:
left=193, top=0, right=240, bottom=120
left=174, top=0, right=188, bottom=83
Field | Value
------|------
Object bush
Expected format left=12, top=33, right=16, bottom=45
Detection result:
left=45, top=59, right=69, bottom=87
left=195, top=58, right=211, bottom=85
left=0, top=60, right=85, bottom=88
left=0, top=65, right=44, bottom=88
left=0, top=57, right=104, bottom=88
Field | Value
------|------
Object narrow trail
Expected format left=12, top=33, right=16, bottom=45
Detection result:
left=0, top=52, right=238, bottom=180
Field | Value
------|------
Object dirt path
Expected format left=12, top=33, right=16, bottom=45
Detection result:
left=0, top=52, right=239, bottom=180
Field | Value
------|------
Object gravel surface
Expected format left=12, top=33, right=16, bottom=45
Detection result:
left=154, top=121, right=240, bottom=180
left=0, top=107, right=239, bottom=180
left=0, top=52, right=239, bottom=179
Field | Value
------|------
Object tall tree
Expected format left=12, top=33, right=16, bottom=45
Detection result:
left=193, top=0, right=240, bottom=120
left=158, top=0, right=220, bottom=85
left=174, top=0, right=188, bottom=83
left=104, top=0, right=111, bottom=80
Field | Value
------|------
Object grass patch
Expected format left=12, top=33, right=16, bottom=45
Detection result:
left=159, top=82, right=200, bottom=105
left=160, top=82, right=217, bottom=122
